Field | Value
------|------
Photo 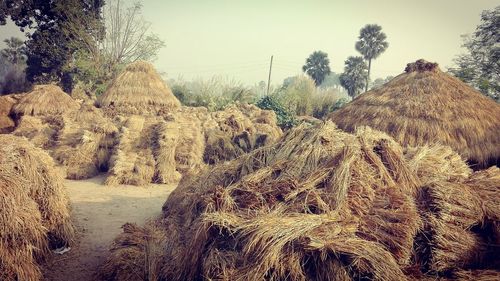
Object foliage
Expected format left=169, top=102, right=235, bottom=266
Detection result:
left=1, top=37, right=26, bottom=64
left=0, top=37, right=31, bottom=95
left=355, top=24, right=388, bottom=91
left=339, top=56, right=368, bottom=98
left=371, top=75, right=394, bottom=90
left=319, top=72, right=342, bottom=89
left=302, top=50, right=331, bottom=85
left=310, top=88, right=348, bottom=119
left=274, top=75, right=315, bottom=116
left=169, top=76, right=257, bottom=111
left=448, top=6, right=499, bottom=101
left=256, top=95, right=297, bottom=129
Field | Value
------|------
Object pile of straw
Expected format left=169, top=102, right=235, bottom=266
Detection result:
left=101, top=122, right=499, bottom=280
left=203, top=103, right=282, bottom=164
left=52, top=104, right=118, bottom=179
left=105, top=115, right=186, bottom=186
left=97, top=61, right=181, bottom=116
left=330, top=60, right=500, bottom=169
left=11, top=84, right=79, bottom=117
left=0, top=134, right=74, bottom=281
left=0, top=94, right=18, bottom=133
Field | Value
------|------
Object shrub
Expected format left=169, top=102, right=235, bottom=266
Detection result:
left=256, top=95, right=297, bottom=129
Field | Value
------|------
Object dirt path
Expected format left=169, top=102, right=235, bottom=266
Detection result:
left=42, top=174, right=176, bottom=281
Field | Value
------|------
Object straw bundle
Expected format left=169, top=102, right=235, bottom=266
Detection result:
left=11, top=84, right=79, bottom=117
left=0, top=134, right=74, bottom=281
left=170, top=111, right=205, bottom=175
left=203, top=104, right=282, bottom=164
left=13, top=115, right=62, bottom=149
left=330, top=60, right=500, bottom=169
left=107, top=122, right=421, bottom=280
left=152, top=121, right=182, bottom=183
left=52, top=104, right=118, bottom=179
left=97, top=61, right=181, bottom=116
left=0, top=94, right=17, bottom=133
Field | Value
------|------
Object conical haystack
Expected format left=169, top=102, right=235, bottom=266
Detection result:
left=98, top=61, right=181, bottom=115
left=11, top=84, right=79, bottom=117
left=329, top=59, right=500, bottom=169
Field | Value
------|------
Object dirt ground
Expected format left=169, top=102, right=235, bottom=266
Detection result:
left=42, top=174, right=176, bottom=281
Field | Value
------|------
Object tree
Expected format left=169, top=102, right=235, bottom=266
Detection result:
left=302, top=51, right=331, bottom=85
left=1, top=37, right=26, bottom=64
left=339, top=56, right=368, bottom=98
left=355, top=24, right=388, bottom=92
left=370, top=75, right=394, bottom=90
left=101, top=0, right=165, bottom=69
left=448, top=6, right=499, bottom=101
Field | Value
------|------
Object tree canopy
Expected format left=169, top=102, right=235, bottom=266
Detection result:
left=355, top=24, right=388, bottom=92
left=339, top=56, right=368, bottom=98
left=302, top=51, right=331, bottom=85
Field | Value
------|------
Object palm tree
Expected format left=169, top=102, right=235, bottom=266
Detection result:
left=355, top=24, right=388, bottom=92
left=302, top=51, right=331, bottom=85
left=339, top=56, right=368, bottom=98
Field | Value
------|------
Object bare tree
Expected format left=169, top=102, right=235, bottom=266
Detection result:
left=101, top=0, right=165, bottom=69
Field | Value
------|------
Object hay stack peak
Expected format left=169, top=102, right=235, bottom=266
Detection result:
left=98, top=60, right=181, bottom=115
left=11, top=84, right=79, bottom=117
left=330, top=59, right=500, bottom=168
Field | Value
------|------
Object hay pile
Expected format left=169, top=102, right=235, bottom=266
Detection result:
left=11, top=84, right=79, bottom=117
left=105, top=115, right=186, bottom=185
left=0, top=94, right=18, bottom=133
left=329, top=59, right=500, bottom=169
left=101, top=121, right=499, bottom=280
left=97, top=61, right=181, bottom=116
left=0, top=134, right=74, bottom=281
left=203, top=103, right=282, bottom=164
left=52, top=104, right=118, bottom=179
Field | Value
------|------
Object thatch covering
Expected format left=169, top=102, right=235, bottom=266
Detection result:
left=97, top=61, right=181, bottom=116
left=101, top=122, right=499, bottom=280
left=203, top=103, right=282, bottom=164
left=11, top=84, right=79, bottom=117
left=0, top=134, right=74, bottom=281
left=330, top=59, right=500, bottom=169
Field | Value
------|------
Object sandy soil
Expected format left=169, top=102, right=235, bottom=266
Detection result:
left=42, top=174, right=176, bottom=281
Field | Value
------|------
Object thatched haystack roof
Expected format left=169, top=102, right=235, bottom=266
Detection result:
left=97, top=61, right=181, bottom=115
left=11, top=84, right=79, bottom=117
left=100, top=121, right=499, bottom=280
left=0, top=134, right=74, bottom=281
left=329, top=59, right=500, bottom=169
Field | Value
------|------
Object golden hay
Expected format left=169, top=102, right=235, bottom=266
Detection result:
left=97, top=61, right=181, bottom=116
left=13, top=115, right=63, bottom=150
left=52, top=104, right=118, bottom=179
left=11, top=84, right=79, bottom=117
left=0, top=134, right=75, bottom=281
left=0, top=94, right=17, bottom=133
left=203, top=103, right=282, bottom=164
left=101, top=122, right=423, bottom=280
left=330, top=59, right=500, bottom=169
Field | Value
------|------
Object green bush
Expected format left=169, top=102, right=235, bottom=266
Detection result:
left=256, top=95, right=297, bottom=129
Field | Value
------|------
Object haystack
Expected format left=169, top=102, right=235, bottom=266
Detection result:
left=52, top=104, right=118, bottom=179
left=203, top=103, right=282, bottom=164
left=97, top=61, right=181, bottom=116
left=105, top=115, right=184, bottom=185
left=101, top=122, right=500, bottom=280
left=329, top=59, right=500, bottom=169
left=0, top=134, right=74, bottom=281
left=11, top=84, right=79, bottom=117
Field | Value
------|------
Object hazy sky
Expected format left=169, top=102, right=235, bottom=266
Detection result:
left=1, top=0, right=499, bottom=85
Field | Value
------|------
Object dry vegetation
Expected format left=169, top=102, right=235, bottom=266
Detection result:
left=330, top=60, right=500, bottom=169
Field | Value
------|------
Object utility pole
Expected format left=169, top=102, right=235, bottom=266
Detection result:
left=266, top=55, right=273, bottom=95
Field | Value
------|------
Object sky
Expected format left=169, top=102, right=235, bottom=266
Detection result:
left=1, top=0, right=499, bottom=85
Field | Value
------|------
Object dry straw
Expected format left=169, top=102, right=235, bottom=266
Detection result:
left=97, top=61, right=181, bottom=116
left=11, top=84, right=79, bottom=117
left=0, top=94, right=19, bottom=133
left=330, top=59, right=500, bottom=169
left=0, top=134, right=74, bottom=281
